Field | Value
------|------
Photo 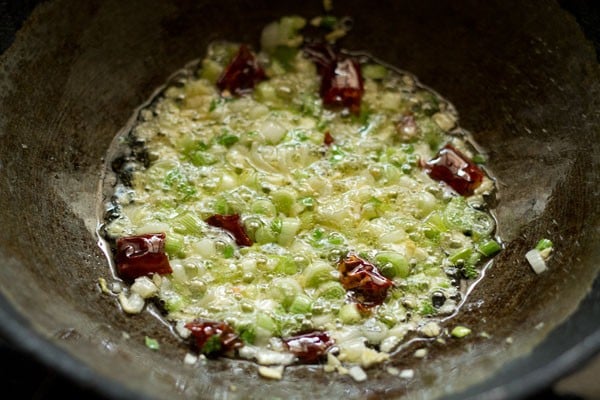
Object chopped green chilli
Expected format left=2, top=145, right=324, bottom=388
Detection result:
left=99, top=13, right=501, bottom=375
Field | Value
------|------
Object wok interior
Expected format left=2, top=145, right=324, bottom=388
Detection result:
left=0, top=0, right=598, bottom=399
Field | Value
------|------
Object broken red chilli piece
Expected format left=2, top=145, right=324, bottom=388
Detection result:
left=338, top=254, right=394, bottom=308
left=424, top=144, right=484, bottom=196
left=185, top=320, right=243, bottom=356
left=216, top=44, right=266, bottom=96
left=320, top=58, right=364, bottom=114
left=283, top=331, right=334, bottom=363
left=303, top=42, right=364, bottom=114
left=324, top=131, right=334, bottom=146
left=115, top=233, right=172, bottom=280
left=205, top=214, right=253, bottom=247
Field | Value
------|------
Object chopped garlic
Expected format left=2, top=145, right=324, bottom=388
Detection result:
left=337, top=366, right=349, bottom=375
left=337, top=338, right=389, bottom=367
left=348, top=366, right=367, bottom=382
left=118, top=292, right=145, bottom=314
left=175, top=321, right=191, bottom=339
left=256, top=350, right=295, bottom=366
left=433, top=112, right=457, bottom=131
left=131, top=276, right=158, bottom=298
left=109, top=281, right=123, bottom=293
left=325, top=352, right=342, bottom=372
left=324, top=364, right=336, bottom=373
left=399, top=369, right=414, bottom=379
left=414, top=348, right=428, bottom=358
left=258, top=365, right=284, bottom=380
left=420, top=321, right=441, bottom=338
left=184, top=353, right=198, bottom=365
left=380, top=335, right=402, bottom=353
left=238, top=345, right=295, bottom=366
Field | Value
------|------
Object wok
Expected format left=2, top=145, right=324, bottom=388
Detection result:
left=0, top=0, right=598, bottom=399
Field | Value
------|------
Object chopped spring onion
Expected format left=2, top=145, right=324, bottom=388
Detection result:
left=526, top=248, right=548, bottom=274
left=145, top=336, right=160, bottom=350
left=478, top=240, right=502, bottom=257
left=451, top=326, right=472, bottom=338
left=535, top=238, right=553, bottom=251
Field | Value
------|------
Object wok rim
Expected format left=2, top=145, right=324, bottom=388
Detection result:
left=0, top=1, right=599, bottom=399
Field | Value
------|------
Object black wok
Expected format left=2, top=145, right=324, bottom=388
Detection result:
left=0, top=1, right=598, bottom=399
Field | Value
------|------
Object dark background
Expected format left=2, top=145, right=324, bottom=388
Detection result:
left=0, top=1, right=598, bottom=399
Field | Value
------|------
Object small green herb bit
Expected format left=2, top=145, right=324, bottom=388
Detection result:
left=201, top=335, right=222, bottom=356
left=145, top=336, right=160, bottom=350
left=535, top=238, right=553, bottom=251
left=478, top=240, right=502, bottom=257
left=451, top=326, right=472, bottom=338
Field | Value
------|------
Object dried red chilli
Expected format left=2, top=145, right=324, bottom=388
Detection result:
left=115, top=233, right=172, bottom=280
left=320, top=58, right=364, bottom=114
left=185, top=320, right=243, bottom=356
left=205, top=214, right=253, bottom=247
left=282, top=331, right=334, bottom=363
left=303, top=42, right=364, bottom=114
left=338, top=254, right=394, bottom=308
left=424, top=144, right=484, bottom=196
left=217, top=44, right=266, bottom=96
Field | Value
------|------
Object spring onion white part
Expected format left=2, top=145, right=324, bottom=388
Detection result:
left=99, top=12, right=502, bottom=375
left=526, top=238, right=553, bottom=274
left=526, top=248, right=548, bottom=274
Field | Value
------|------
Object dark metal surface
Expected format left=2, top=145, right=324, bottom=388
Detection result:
left=0, top=1, right=598, bottom=399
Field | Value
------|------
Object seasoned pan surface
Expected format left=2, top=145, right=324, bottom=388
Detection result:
left=0, top=1, right=598, bottom=399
